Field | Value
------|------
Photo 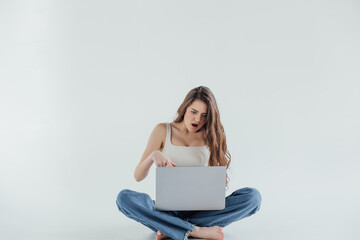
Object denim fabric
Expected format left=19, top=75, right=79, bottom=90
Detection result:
left=116, top=187, right=261, bottom=240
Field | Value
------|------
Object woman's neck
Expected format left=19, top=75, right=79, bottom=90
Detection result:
left=172, top=121, right=202, bottom=135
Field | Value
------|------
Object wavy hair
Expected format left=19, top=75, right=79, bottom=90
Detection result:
left=174, top=86, right=231, bottom=188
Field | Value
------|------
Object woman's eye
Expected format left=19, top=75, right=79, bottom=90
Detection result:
left=191, top=111, right=196, bottom=114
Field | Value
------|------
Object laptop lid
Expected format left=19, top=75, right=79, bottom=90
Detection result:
left=155, top=166, right=226, bottom=211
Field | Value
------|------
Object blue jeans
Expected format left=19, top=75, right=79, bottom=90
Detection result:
left=116, top=187, right=261, bottom=240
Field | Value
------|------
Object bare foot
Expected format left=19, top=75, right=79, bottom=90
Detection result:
left=189, top=226, right=224, bottom=240
left=156, top=230, right=170, bottom=240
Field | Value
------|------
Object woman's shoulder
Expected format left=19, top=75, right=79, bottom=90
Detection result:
left=154, top=122, right=167, bottom=131
left=151, top=122, right=168, bottom=138
left=150, top=123, right=168, bottom=150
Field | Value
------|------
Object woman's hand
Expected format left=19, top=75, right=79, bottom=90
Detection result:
left=150, top=150, right=176, bottom=167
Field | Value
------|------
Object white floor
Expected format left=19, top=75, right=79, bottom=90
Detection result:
left=3, top=218, right=358, bottom=240
left=3, top=221, right=263, bottom=240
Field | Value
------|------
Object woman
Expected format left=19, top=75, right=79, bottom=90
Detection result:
left=116, top=86, right=261, bottom=240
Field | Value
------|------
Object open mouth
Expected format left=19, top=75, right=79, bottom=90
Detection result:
left=191, top=123, right=198, bottom=128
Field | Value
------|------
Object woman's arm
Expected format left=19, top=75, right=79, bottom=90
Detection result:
left=134, top=123, right=175, bottom=182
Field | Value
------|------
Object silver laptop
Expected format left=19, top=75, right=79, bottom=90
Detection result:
left=155, top=166, right=226, bottom=211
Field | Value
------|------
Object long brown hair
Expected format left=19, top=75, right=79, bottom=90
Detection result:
left=174, top=86, right=231, bottom=188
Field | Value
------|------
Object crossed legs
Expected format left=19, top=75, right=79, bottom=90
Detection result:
left=116, top=187, right=261, bottom=240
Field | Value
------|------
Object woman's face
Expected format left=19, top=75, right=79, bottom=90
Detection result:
left=184, top=99, right=208, bottom=133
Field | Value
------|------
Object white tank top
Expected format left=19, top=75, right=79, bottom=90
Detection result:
left=161, top=122, right=210, bottom=166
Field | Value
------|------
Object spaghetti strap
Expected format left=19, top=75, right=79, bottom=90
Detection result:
left=165, top=122, right=171, bottom=145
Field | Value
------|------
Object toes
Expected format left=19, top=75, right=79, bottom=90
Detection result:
left=219, top=228, right=224, bottom=239
left=156, top=231, right=168, bottom=240
left=156, top=231, right=161, bottom=240
left=215, top=227, right=224, bottom=239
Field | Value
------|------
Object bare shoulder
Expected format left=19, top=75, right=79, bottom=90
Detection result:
left=152, top=122, right=167, bottom=136
left=148, top=122, right=167, bottom=149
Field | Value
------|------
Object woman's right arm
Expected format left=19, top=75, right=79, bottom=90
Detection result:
left=134, top=123, right=175, bottom=182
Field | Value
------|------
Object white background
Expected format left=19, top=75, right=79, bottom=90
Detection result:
left=1, top=1, right=359, bottom=239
